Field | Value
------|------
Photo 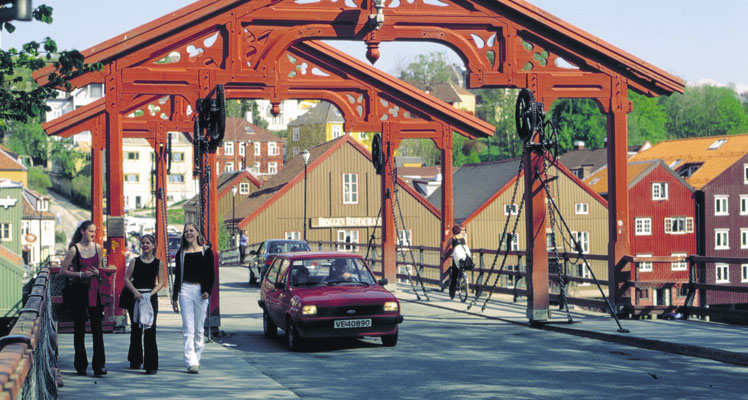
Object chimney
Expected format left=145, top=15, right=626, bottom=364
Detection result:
left=574, top=141, right=585, bottom=150
left=245, top=111, right=253, bottom=124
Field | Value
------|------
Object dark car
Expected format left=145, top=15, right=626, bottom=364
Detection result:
left=248, top=239, right=310, bottom=284
left=257, top=252, right=403, bottom=351
left=167, top=234, right=182, bottom=274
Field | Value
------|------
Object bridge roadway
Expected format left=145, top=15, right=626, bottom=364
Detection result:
left=56, top=266, right=748, bottom=399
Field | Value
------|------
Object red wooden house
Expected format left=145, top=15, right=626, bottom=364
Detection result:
left=586, top=160, right=697, bottom=308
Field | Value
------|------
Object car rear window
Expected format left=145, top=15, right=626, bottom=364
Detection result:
left=290, top=257, right=376, bottom=287
left=269, top=241, right=310, bottom=254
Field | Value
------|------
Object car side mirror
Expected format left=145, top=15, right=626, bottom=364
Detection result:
left=378, top=278, right=388, bottom=286
left=274, top=281, right=285, bottom=290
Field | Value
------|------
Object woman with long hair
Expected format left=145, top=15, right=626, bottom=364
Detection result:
left=171, top=223, right=215, bottom=374
left=123, top=234, right=164, bottom=374
left=60, top=221, right=109, bottom=376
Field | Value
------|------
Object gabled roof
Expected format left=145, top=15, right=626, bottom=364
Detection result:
left=0, top=146, right=26, bottom=171
left=287, top=102, right=344, bottom=127
left=557, top=148, right=608, bottom=173
left=431, top=84, right=463, bottom=104
left=224, top=118, right=280, bottom=143
left=185, top=169, right=261, bottom=209
left=22, top=189, right=55, bottom=219
left=429, top=157, right=607, bottom=224
left=232, top=135, right=439, bottom=226
left=584, top=160, right=694, bottom=195
left=629, top=134, right=748, bottom=190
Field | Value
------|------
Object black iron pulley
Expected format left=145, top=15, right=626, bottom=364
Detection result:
left=515, top=88, right=534, bottom=141
left=371, top=133, right=384, bottom=175
left=196, top=84, right=226, bottom=152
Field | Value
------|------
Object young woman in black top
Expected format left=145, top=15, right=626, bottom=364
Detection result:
left=123, top=234, right=164, bottom=375
left=171, top=223, right=215, bottom=374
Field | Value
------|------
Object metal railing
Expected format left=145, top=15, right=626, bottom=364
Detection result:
left=0, top=266, right=59, bottom=400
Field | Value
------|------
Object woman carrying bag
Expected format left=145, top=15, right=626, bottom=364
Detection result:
left=122, top=234, right=164, bottom=375
left=171, top=223, right=215, bottom=374
left=60, top=221, right=111, bottom=377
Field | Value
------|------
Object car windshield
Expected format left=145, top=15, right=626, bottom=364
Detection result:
left=268, top=241, right=310, bottom=254
left=168, top=237, right=181, bottom=250
left=290, top=257, right=376, bottom=287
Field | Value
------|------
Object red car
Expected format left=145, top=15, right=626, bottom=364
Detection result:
left=258, top=252, right=403, bottom=351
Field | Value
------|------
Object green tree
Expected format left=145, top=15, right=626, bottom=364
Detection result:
left=659, top=85, right=748, bottom=138
left=226, top=99, right=269, bottom=130
left=396, top=52, right=454, bottom=92
left=71, top=173, right=90, bottom=207
left=1, top=5, right=102, bottom=130
left=473, top=88, right=521, bottom=161
left=48, top=138, right=81, bottom=177
left=550, top=98, right=606, bottom=152
left=28, top=166, right=51, bottom=193
left=5, top=119, right=47, bottom=164
left=218, top=218, right=230, bottom=251
left=628, top=90, right=668, bottom=146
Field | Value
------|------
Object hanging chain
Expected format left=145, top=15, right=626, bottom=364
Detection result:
left=158, top=146, right=174, bottom=301
left=364, top=206, right=382, bottom=265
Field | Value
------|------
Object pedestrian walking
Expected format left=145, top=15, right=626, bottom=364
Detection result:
left=239, top=230, right=248, bottom=264
left=171, top=223, right=215, bottom=374
left=123, top=234, right=164, bottom=375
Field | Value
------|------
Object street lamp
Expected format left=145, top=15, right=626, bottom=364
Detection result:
left=231, top=185, right=237, bottom=247
left=301, top=149, right=310, bottom=240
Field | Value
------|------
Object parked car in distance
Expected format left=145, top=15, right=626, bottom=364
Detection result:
left=248, top=239, right=310, bottom=284
left=167, top=234, right=182, bottom=274
left=257, top=252, right=403, bottom=351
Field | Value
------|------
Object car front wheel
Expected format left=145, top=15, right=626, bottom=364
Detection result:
left=249, top=269, right=258, bottom=285
left=286, top=319, right=304, bottom=351
left=381, top=328, right=398, bottom=347
left=263, top=311, right=277, bottom=338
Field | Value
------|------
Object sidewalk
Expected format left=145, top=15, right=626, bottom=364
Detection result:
left=56, top=297, right=298, bottom=399
left=396, top=286, right=748, bottom=367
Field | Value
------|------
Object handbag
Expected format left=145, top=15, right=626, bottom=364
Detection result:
left=462, top=254, right=475, bottom=271
left=61, top=245, right=83, bottom=309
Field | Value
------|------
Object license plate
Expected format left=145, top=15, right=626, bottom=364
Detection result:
left=334, top=319, right=372, bottom=329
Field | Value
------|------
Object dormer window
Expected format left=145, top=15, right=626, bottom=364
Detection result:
left=707, top=139, right=727, bottom=150
left=677, top=163, right=702, bottom=178
left=37, top=198, right=49, bottom=212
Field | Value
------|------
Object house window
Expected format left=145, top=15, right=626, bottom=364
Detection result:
left=575, top=203, right=589, bottom=215
left=740, top=195, right=748, bottom=215
left=664, top=217, right=693, bottom=234
left=285, top=231, right=301, bottom=240
left=654, top=288, right=671, bottom=306
left=343, top=173, right=358, bottom=204
left=239, top=183, right=249, bottom=195
left=173, top=152, right=185, bottom=162
left=268, top=142, right=279, bottom=156
left=293, top=128, right=299, bottom=142
left=677, top=285, right=688, bottom=298
left=239, top=162, right=243, bottom=170
left=126, top=151, right=139, bottom=161
left=715, top=229, right=729, bottom=250
left=576, top=264, right=591, bottom=286
left=741, top=264, right=748, bottom=283
left=0, top=223, right=11, bottom=241
left=268, top=162, right=277, bottom=174
left=125, top=174, right=139, bottom=183
left=254, top=142, right=261, bottom=156
left=358, top=132, right=367, bottom=140
left=744, top=164, right=748, bottom=184
left=398, top=230, right=412, bottom=248
left=224, top=142, right=234, bottom=156
left=677, top=163, right=703, bottom=179
left=634, top=218, right=652, bottom=235
left=637, top=254, right=653, bottom=272
left=708, top=139, right=727, bottom=150
left=652, top=182, right=668, bottom=200
left=253, top=162, right=260, bottom=171
left=293, top=147, right=299, bottom=157
left=225, top=162, right=234, bottom=172
left=741, top=229, right=748, bottom=249
left=714, top=195, right=729, bottom=216
left=239, top=143, right=245, bottom=156
left=571, top=231, right=589, bottom=254
left=337, top=230, right=359, bottom=252
left=715, top=263, right=729, bottom=284
left=168, top=174, right=185, bottom=183
left=503, top=203, right=519, bottom=216
left=499, top=233, right=518, bottom=251
left=546, top=233, right=556, bottom=251
left=331, top=124, right=343, bottom=139
left=637, top=288, right=649, bottom=299
left=671, top=253, right=687, bottom=271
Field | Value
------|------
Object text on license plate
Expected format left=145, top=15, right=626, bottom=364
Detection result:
left=334, top=319, right=372, bottom=329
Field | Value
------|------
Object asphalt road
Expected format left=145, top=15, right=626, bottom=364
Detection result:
left=216, top=266, right=748, bottom=399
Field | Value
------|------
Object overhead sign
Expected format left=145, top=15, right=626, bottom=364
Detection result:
left=0, top=196, right=18, bottom=209
left=311, top=217, right=380, bottom=228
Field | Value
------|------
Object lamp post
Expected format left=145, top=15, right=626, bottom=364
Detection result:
left=301, top=149, right=310, bottom=240
left=231, top=185, right=237, bottom=247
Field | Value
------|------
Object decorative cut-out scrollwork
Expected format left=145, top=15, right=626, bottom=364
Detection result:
left=151, top=30, right=224, bottom=68
left=518, top=37, right=578, bottom=72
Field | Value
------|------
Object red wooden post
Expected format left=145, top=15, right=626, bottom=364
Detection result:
left=91, top=114, right=105, bottom=245
left=207, top=151, right=220, bottom=324
left=153, top=131, right=168, bottom=280
left=523, top=150, right=550, bottom=322
left=439, top=134, right=454, bottom=283
left=380, top=122, right=397, bottom=283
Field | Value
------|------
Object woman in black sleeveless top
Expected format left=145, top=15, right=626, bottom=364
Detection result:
left=123, top=234, right=164, bottom=374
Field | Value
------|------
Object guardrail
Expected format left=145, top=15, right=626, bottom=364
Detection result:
left=0, top=267, right=59, bottom=400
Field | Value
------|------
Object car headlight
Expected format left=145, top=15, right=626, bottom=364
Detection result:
left=302, top=305, right=317, bottom=315
left=383, top=302, right=399, bottom=312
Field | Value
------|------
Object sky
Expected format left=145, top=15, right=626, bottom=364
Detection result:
left=1, top=0, right=746, bottom=93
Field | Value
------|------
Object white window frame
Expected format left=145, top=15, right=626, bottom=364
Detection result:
left=500, top=233, right=519, bottom=251
left=715, top=263, right=729, bottom=284
left=577, top=263, right=591, bottom=286
left=336, top=229, right=360, bottom=252
left=664, top=217, right=694, bottom=234
left=571, top=231, right=589, bottom=254
left=239, top=182, right=250, bottom=195
left=740, top=195, right=748, bottom=216
left=239, top=143, right=245, bottom=156
left=253, top=162, right=260, bottom=171
left=224, top=142, right=234, bottom=156
left=125, top=174, right=139, bottom=183
left=268, top=142, right=279, bottom=156
left=268, top=162, right=278, bottom=174
left=342, top=173, right=359, bottom=205
left=292, top=128, right=299, bottom=142
left=652, top=182, right=668, bottom=200
left=168, top=174, right=185, bottom=183
left=173, top=152, right=185, bottom=162
left=715, top=229, right=730, bottom=250
left=741, top=229, right=748, bottom=249
left=575, top=203, right=589, bottom=215
left=358, top=132, right=367, bottom=140
left=714, top=195, right=729, bottom=216
left=225, top=162, right=234, bottom=172
left=0, top=223, right=11, bottom=241
left=744, top=163, right=748, bottom=184
left=742, top=264, right=748, bottom=283
left=504, top=203, right=519, bottom=216
left=331, top=124, right=343, bottom=139
left=634, top=218, right=652, bottom=236
left=637, top=254, right=653, bottom=272
left=285, top=231, right=301, bottom=240
left=254, top=142, right=261, bottom=156
left=397, top=229, right=412, bottom=249
left=293, top=147, right=299, bottom=157
left=126, top=151, right=139, bottom=161
left=671, top=253, right=687, bottom=271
